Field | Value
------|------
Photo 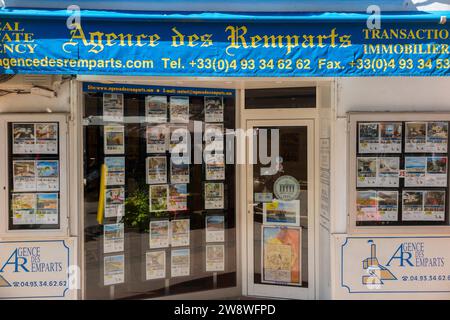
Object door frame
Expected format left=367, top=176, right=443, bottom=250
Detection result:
left=243, top=118, right=316, bottom=299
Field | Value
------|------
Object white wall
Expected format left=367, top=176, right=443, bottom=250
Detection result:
left=0, top=79, right=70, bottom=113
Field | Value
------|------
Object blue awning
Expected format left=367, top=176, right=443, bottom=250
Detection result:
left=0, top=7, right=449, bottom=23
left=0, top=8, right=449, bottom=77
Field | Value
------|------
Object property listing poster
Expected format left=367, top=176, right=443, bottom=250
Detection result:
left=205, top=123, right=224, bottom=151
left=356, top=190, right=399, bottom=222
left=36, top=160, right=59, bottom=191
left=13, top=123, right=58, bottom=154
left=105, top=157, right=125, bottom=186
left=35, top=123, right=59, bottom=154
left=104, top=125, right=125, bottom=154
left=171, top=248, right=190, bottom=277
left=146, top=156, right=167, bottom=184
left=358, top=122, right=402, bottom=154
left=104, top=254, right=125, bottom=286
left=13, top=160, right=59, bottom=192
left=171, top=219, right=190, bottom=247
left=146, top=250, right=166, bottom=280
left=169, top=125, right=189, bottom=153
left=103, top=93, right=124, bottom=122
left=11, top=193, right=36, bottom=225
left=262, top=226, right=301, bottom=286
left=146, top=125, right=168, bottom=153
left=204, top=96, right=224, bottom=123
left=205, top=153, right=225, bottom=180
left=149, top=184, right=168, bottom=212
left=405, top=156, right=447, bottom=187
left=149, top=220, right=170, bottom=249
left=169, top=96, right=189, bottom=123
left=204, top=182, right=224, bottom=209
left=12, top=123, right=35, bottom=154
left=170, top=156, right=190, bottom=183
left=35, top=193, right=59, bottom=225
left=263, top=200, right=300, bottom=226
left=405, top=122, right=448, bottom=153
left=206, top=215, right=225, bottom=243
left=168, top=184, right=188, bottom=212
left=13, top=160, right=36, bottom=192
left=145, top=96, right=168, bottom=123
left=402, top=190, right=446, bottom=221
left=103, top=223, right=125, bottom=254
left=104, top=187, right=125, bottom=218
left=206, top=244, right=225, bottom=272
left=357, top=157, right=400, bottom=187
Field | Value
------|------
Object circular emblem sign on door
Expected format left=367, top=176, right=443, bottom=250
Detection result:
left=273, top=175, right=300, bottom=201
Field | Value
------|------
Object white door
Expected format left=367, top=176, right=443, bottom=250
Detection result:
left=245, top=119, right=315, bottom=299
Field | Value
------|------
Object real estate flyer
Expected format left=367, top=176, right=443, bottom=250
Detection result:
left=204, top=123, right=224, bottom=151
left=13, top=160, right=36, bottom=192
left=145, top=95, right=168, bottom=123
left=170, top=156, right=190, bottom=183
left=206, top=215, right=225, bottom=243
left=104, top=254, right=125, bottom=286
left=356, top=190, right=398, bottom=222
left=169, top=125, right=189, bottom=153
left=36, top=160, right=59, bottom=191
left=356, top=157, right=400, bottom=187
left=146, top=156, right=167, bottom=184
left=105, top=157, right=125, bottom=186
left=146, top=125, right=168, bottom=153
left=263, top=200, right=300, bottom=226
left=206, top=244, right=225, bottom=272
left=168, top=184, right=188, bottom=212
left=103, top=223, right=124, bottom=254
left=149, top=184, right=168, bottom=212
left=169, top=96, right=189, bottom=123
left=204, top=96, right=224, bottom=123
left=104, top=187, right=125, bottom=218
left=402, top=190, right=445, bottom=221
left=405, top=122, right=448, bottom=153
left=171, top=248, right=190, bottom=277
left=103, top=93, right=124, bottom=122
left=35, top=193, right=59, bottom=225
left=205, top=153, right=225, bottom=180
left=149, top=220, right=170, bottom=249
left=12, top=193, right=36, bottom=225
left=405, top=156, right=447, bottom=187
left=104, top=125, right=125, bottom=154
left=146, top=250, right=166, bottom=280
left=171, top=219, right=190, bottom=247
left=12, top=123, right=36, bottom=154
left=35, top=123, right=59, bottom=154
left=204, top=182, right=224, bottom=209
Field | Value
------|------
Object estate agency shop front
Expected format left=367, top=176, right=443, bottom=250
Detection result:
left=1, top=7, right=450, bottom=300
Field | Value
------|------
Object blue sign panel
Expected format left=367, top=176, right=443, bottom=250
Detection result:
left=0, top=9, right=449, bottom=76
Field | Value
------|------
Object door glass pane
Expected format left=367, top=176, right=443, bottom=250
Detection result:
left=252, top=126, right=308, bottom=287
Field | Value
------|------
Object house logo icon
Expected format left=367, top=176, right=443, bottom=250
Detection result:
left=362, top=240, right=397, bottom=286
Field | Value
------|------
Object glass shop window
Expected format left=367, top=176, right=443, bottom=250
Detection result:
left=83, top=88, right=236, bottom=299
